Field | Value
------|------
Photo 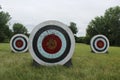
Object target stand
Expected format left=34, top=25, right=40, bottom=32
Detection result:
left=29, top=20, right=75, bottom=66
left=90, top=35, right=109, bottom=53
left=10, top=34, right=28, bottom=53
left=32, top=58, right=72, bottom=67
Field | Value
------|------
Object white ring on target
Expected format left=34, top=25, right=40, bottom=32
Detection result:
left=10, top=34, right=28, bottom=53
left=37, top=29, right=66, bottom=59
left=90, top=35, right=109, bottom=53
left=13, top=38, right=26, bottom=50
left=29, top=20, right=75, bottom=66
left=94, top=38, right=106, bottom=51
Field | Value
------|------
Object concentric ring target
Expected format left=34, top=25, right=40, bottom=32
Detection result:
left=10, top=34, right=28, bottom=53
left=29, top=20, right=75, bottom=65
left=90, top=35, right=109, bottom=53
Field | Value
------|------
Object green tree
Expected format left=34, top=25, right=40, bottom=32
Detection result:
left=86, top=6, right=120, bottom=46
left=69, top=22, right=78, bottom=35
left=13, top=23, right=28, bottom=34
left=0, top=11, right=12, bottom=42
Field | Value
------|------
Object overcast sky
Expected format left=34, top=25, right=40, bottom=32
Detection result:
left=0, top=0, right=120, bottom=36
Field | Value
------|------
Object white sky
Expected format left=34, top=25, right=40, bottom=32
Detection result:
left=0, top=0, right=120, bottom=36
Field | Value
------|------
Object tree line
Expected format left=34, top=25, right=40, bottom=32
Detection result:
left=70, top=6, right=120, bottom=46
left=86, top=6, right=120, bottom=46
left=0, top=11, right=28, bottom=42
left=0, top=6, right=120, bottom=46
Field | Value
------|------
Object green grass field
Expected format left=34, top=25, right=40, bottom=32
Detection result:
left=0, top=43, right=120, bottom=80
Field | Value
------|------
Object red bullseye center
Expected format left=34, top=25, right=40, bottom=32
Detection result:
left=97, top=40, right=104, bottom=48
left=42, top=34, right=62, bottom=54
left=15, top=40, right=23, bottom=48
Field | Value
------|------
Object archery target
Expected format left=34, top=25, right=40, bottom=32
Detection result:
left=29, top=20, right=75, bottom=65
left=90, top=35, right=109, bottom=53
left=10, top=34, right=28, bottom=53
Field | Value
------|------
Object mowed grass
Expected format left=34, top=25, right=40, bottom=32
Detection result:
left=0, top=43, right=120, bottom=80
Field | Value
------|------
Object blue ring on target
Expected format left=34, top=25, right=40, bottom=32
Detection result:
left=37, top=29, right=67, bottom=59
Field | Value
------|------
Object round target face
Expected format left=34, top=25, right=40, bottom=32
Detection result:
left=90, top=35, right=109, bottom=53
left=29, top=20, right=75, bottom=65
left=10, top=34, right=28, bottom=53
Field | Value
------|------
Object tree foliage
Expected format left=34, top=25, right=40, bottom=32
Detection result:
left=0, top=11, right=12, bottom=42
left=0, top=10, right=28, bottom=42
left=69, top=22, right=78, bottom=34
left=86, top=6, right=120, bottom=46
left=13, top=23, right=28, bottom=35
left=75, top=36, right=86, bottom=43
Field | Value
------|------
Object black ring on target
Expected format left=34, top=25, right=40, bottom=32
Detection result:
left=12, top=36, right=28, bottom=52
left=92, top=36, right=108, bottom=52
left=33, top=25, right=71, bottom=63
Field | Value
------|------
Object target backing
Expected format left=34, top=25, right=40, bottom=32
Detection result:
left=90, top=35, right=109, bottom=53
left=10, top=34, right=28, bottom=53
left=29, top=20, right=75, bottom=66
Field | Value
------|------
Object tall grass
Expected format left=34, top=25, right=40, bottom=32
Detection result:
left=0, top=43, right=120, bottom=80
